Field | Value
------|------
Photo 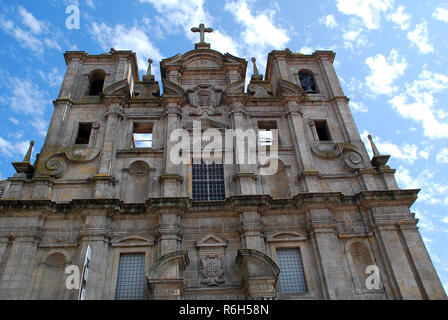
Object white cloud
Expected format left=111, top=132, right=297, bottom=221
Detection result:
left=361, top=130, right=420, bottom=163
left=389, top=70, right=448, bottom=138
left=7, top=78, right=49, bottom=115
left=436, top=148, right=448, bottom=163
left=90, top=22, right=164, bottom=72
left=0, top=137, right=30, bottom=159
left=19, top=6, right=45, bottom=34
left=85, top=0, right=95, bottom=9
left=365, top=49, right=407, bottom=95
left=350, top=101, right=368, bottom=113
left=388, top=6, right=411, bottom=30
left=343, top=28, right=368, bottom=49
left=0, top=6, right=61, bottom=55
left=38, top=68, right=63, bottom=88
left=224, top=1, right=289, bottom=49
left=407, top=22, right=434, bottom=54
left=336, top=0, right=392, bottom=29
left=320, top=14, right=338, bottom=28
left=395, top=167, right=448, bottom=205
left=9, top=118, right=19, bottom=125
left=433, top=8, right=448, bottom=22
left=299, top=46, right=313, bottom=54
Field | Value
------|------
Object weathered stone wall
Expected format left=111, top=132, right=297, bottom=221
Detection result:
left=0, top=45, right=445, bottom=300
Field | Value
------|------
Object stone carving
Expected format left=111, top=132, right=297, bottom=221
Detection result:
left=343, top=150, right=364, bottom=170
left=45, top=155, right=68, bottom=178
left=200, top=254, right=225, bottom=286
left=338, top=220, right=371, bottom=236
left=187, top=84, right=222, bottom=116
left=129, top=160, right=150, bottom=175
left=310, top=141, right=366, bottom=171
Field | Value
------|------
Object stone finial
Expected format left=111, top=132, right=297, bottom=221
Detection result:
left=146, top=59, right=153, bottom=77
left=191, top=23, right=213, bottom=43
left=143, top=58, right=155, bottom=81
left=250, top=57, right=263, bottom=81
left=23, top=141, right=34, bottom=162
left=367, top=135, right=380, bottom=157
left=367, top=134, right=390, bottom=168
left=251, top=57, right=259, bottom=76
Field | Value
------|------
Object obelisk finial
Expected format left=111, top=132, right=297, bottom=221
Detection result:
left=250, top=57, right=263, bottom=81
left=367, top=134, right=391, bottom=168
left=367, top=134, right=380, bottom=157
left=251, top=57, right=259, bottom=76
left=143, top=58, right=155, bottom=81
left=146, top=59, right=153, bottom=77
left=23, top=141, right=34, bottom=162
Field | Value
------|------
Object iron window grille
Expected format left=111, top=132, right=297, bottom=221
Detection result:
left=276, top=248, right=307, bottom=294
left=192, top=162, right=225, bottom=202
left=115, top=253, right=146, bottom=300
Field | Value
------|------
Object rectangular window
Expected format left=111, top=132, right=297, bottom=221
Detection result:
left=258, top=120, right=277, bottom=146
left=192, top=162, right=225, bottom=201
left=132, top=122, right=153, bottom=148
left=277, top=248, right=307, bottom=294
left=75, top=123, right=92, bottom=145
left=315, top=120, right=331, bottom=141
left=115, top=253, right=146, bottom=300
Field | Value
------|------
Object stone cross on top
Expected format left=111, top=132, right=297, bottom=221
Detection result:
left=191, top=23, right=213, bottom=43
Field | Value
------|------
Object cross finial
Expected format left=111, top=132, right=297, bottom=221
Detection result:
left=191, top=23, right=213, bottom=43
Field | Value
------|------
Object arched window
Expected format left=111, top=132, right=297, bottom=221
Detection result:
left=298, top=70, right=317, bottom=93
left=89, top=69, right=106, bottom=95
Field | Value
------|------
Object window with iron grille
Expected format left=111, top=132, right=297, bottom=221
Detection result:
left=192, top=162, right=225, bottom=201
left=276, top=248, right=307, bottom=294
left=115, top=253, right=145, bottom=300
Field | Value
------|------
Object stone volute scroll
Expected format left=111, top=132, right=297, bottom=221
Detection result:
left=195, top=234, right=228, bottom=286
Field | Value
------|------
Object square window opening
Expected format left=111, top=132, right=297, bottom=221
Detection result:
left=132, top=123, right=153, bottom=148
left=315, top=121, right=331, bottom=141
left=75, top=123, right=92, bottom=145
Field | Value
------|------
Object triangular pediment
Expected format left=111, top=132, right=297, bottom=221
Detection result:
left=195, top=233, right=228, bottom=248
left=183, top=118, right=229, bottom=131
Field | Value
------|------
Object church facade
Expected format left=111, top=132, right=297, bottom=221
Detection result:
left=0, top=25, right=446, bottom=300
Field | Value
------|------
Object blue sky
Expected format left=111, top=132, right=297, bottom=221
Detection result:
left=0, top=0, right=447, bottom=293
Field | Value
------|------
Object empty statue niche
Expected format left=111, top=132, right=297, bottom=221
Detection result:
left=264, top=160, right=290, bottom=199
left=75, top=123, right=92, bottom=145
left=132, top=122, right=153, bottom=148
left=89, top=69, right=106, bottom=96
left=258, top=120, right=278, bottom=146
left=315, top=120, right=331, bottom=141
left=32, top=252, right=67, bottom=300
left=124, top=160, right=152, bottom=203
left=298, top=70, right=317, bottom=93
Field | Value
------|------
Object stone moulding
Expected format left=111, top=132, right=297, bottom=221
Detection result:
left=0, top=189, right=420, bottom=214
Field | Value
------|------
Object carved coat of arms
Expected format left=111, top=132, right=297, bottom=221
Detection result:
left=200, top=254, right=225, bottom=286
left=187, top=84, right=222, bottom=116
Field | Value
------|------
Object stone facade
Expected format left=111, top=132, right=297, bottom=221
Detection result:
left=0, top=34, right=446, bottom=300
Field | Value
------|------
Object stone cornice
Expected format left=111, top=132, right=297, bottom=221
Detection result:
left=0, top=189, right=420, bottom=215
